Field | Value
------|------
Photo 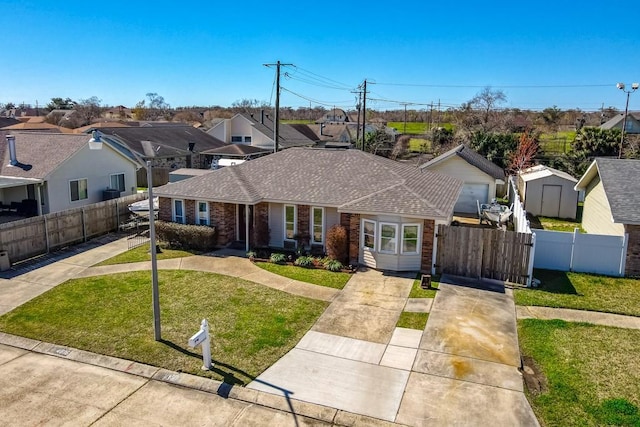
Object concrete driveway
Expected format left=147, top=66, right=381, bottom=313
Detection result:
left=249, top=273, right=539, bottom=426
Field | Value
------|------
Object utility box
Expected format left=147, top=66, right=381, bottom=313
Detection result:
left=0, top=251, right=10, bottom=271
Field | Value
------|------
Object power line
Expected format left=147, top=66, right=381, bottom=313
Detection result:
left=281, top=87, right=353, bottom=108
left=374, top=82, right=614, bottom=89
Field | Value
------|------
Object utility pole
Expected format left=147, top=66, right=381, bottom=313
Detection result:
left=264, top=61, right=293, bottom=153
left=428, top=102, right=433, bottom=131
left=403, top=103, right=408, bottom=134
left=437, top=99, right=441, bottom=128
left=352, top=89, right=362, bottom=144
left=361, top=79, right=367, bottom=151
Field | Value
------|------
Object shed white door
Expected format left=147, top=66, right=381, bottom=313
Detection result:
left=455, top=184, right=489, bottom=213
left=541, top=185, right=562, bottom=217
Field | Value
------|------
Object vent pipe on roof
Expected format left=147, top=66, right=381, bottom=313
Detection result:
left=5, top=134, right=32, bottom=171
left=260, top=109, right=264, bottom=124
left=6, top=134, right=17, bottom=166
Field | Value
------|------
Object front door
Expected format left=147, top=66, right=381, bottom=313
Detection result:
left=238, top=205, right=254, bottom=242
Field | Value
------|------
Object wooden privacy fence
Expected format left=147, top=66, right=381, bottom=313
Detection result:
left=0, top=193, right=145, bottom=263
left=435, top=224, right=534, bottom=285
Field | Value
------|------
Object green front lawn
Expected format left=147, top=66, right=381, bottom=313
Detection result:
left=255, top=262, right=351, bottom=289
left=94, top=244, right=195, bottom=266
left=519, top=319, right=640, bottom=426
left=0, top=271, right=327, bottom=385
left=514, top=270, right=640, bottom=316
left=396, top=312, right=428, bottom=330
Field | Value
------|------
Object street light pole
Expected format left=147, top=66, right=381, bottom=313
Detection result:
left=147, top=160, right=161, bottom=341
left=617, top=82, right=639, bottom=159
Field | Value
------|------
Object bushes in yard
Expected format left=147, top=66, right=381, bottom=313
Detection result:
left=155, top=221, right=217, bottom=252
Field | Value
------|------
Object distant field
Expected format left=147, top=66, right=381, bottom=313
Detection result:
left=388, top=122, right=428, bottom=134
left=282, top=119, right=314, bottom=124
left=539, top=131, right=576, bottom=154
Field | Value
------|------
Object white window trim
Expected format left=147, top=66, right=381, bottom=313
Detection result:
left=69, top=178, right=88, bottom=203
left=197, top=201, right=209, bottom=226
left=172, top=199, right=185, bottom=224
left=401, top=223, right=421, bottom=255
left=311, top=207, right=324, bottom=244
left=284, top=205, right=297, bottom=241
left=109, top=172, right=126, bottom=192
left=378, top=222, right=398, bottom=254
left=362, top=219, right=377, bottom=250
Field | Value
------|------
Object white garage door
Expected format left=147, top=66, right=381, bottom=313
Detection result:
left=455, top=183, right=489, bottom=213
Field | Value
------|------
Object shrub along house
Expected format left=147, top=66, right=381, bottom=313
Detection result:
left=154, top=148, right=462, bottom=272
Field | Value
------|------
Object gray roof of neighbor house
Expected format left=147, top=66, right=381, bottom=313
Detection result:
left=0, top=132, right=110, bottom=180
left=575, top=158, right=640, bottom=224
left=239, top=113, right=315, bottom=149
left=95, top=126, right=227, bottom=159
left=420, top=144, right=505, bottom=181
left=201, top=144, right=270, bottom=157
left=155, top=148, right=463, bottom=220
left=599, top=113, right=640, bottom=131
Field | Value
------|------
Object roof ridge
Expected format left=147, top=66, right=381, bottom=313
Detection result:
left=229, top=165, right=261, bottom=202
left=339, top=182, right=405, bottom=209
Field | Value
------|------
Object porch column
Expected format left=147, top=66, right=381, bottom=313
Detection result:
left=245, top=204, right=250, bottom=252
left=36, top=184, right=43, bottom=216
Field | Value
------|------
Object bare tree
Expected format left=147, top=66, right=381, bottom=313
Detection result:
left=507, top=132, right=539, bottom=175
left=75, top=96, right=102, bottom=126
left=468, top=86, right=507, bottom=132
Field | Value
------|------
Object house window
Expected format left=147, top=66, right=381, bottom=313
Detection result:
left=70, top=179, right=88, bottom=202
left=401, top=224, right=420, bottom=254
left=197, top=201, right=209, bottom=225
left=363, top=219, right=376, bottom=249
left=244, top=136, right=252, bottom=143
left=173, top=199, right=185, bottom=224
left=110, top=173, right=125, bottom=192
left=284, top=205, right=296, bottom=240
left=231, top=136, right=243, bottom=143
left=379, top=223, right=398, bottom=254
left=312, top=207, right=324, bottom=244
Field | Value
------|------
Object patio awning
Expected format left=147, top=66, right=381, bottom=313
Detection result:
left=0, top=176, right=43, bottom=189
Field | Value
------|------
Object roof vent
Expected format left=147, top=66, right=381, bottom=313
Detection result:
left=5, top=135, right=32, bottom=171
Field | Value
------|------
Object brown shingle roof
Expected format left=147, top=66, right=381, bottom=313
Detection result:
left=155, top=148, right=462, bottom=220
left=0, top=132, right=93, bottom=179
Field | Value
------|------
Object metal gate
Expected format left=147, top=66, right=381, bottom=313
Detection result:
left=435, top=225, right=533, bottom=285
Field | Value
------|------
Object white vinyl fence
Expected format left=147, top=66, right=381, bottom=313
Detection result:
left=507, top=176, right=532, bottom=234
left=533, top=229, right=628, bottom=277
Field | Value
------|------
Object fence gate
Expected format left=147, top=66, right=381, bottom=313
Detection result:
left=435, top=225, right=533, bottom=285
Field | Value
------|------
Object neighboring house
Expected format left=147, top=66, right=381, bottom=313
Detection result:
left=315, top=108, right=350, bottom=124
left=289, top=122, right=380, bottom=146
left=169, top=168, right=214, bottom=183
left=0, top=121, right=71, bottom=133
left=574, top=158, right=640, bottom=276
left=0, top=117, right=20, bottom=128
left=103, top=106, right=133, bottom=120
left=92, top=126, right=228, bottom=185
left=154, top=148, right=462, bottom=273
left=599, top=113, right=640, bottom=134
left=0, top=132, right=138, bottom=215
left=73, top=121, right=131, bottom=134
left=420, top=144, right=505, bottom=213
left=207, top=111, right=315, bottom=151
left=518, top=165, right=579, bottom=219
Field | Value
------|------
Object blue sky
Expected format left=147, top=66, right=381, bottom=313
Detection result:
left=2, top=1, right=639, bottom=112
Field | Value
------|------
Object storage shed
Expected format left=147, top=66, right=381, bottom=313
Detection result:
left=517, top=165, right=579, bottom=219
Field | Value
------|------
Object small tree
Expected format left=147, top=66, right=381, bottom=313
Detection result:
left=507, top=132, right=539, bottom=175
left=325, top=225, right=348, bottom=264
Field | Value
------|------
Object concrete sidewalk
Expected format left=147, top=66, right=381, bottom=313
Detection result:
left=517, top=305, right=640, bottom=329
left=0, top=334, right=395, bottom=426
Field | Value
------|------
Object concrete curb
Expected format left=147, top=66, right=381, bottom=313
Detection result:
left=0, top=332, right=405, bottom=426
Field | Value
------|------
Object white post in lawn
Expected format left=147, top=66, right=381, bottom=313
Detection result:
left=148, top=161, right=161, bottom=341
left=188, top=319, right=213, bottom=370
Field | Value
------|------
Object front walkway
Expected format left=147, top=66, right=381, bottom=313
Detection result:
left=517, top=306, right=640, bottom=329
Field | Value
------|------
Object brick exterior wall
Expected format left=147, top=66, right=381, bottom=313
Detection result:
left=625, top=224, right=640, bottom=277
left=185, top=200, right=196, bottom=224
left=297, top=205, right=310, bottom=238
left=211, top=202, right=236, bottom=246
left=159, top=197, right=172, bottom=221
left=253, top=202, right=270, bottom=247
left=421, top=219, right=435, bottom=273
left=349, top=214, right=360, bottom=264
left=340, top=213, right=350, bottom=229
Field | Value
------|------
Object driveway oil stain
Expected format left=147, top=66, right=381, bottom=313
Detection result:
left=450, top=357, right=473, bottom=379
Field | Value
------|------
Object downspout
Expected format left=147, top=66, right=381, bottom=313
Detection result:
left=36, top=183, right=43, bottom=216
